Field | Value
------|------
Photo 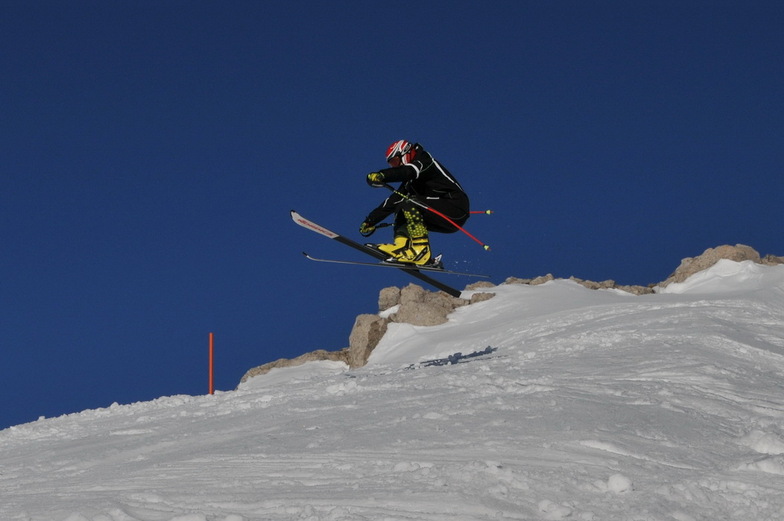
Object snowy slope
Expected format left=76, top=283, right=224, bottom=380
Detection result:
left=2, top=260, right=784, bottom=521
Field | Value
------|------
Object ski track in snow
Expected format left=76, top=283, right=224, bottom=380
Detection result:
left=2, top=260, right=784, bottom=521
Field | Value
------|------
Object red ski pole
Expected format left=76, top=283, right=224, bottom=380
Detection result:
left=382, top=184, right=491, bottom=251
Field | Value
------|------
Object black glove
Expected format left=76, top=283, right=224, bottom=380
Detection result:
left=366, top=172, right=385, bottom=187
left=359, top=220, right=376, bottom=237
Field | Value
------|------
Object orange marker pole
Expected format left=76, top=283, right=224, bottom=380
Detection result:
left=208, top=332, right=214, bottom=395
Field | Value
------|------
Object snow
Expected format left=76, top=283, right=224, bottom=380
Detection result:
left=3, top=261, right=784, bottom=521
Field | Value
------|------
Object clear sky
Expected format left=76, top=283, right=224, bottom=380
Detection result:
left=2, top=1, right=782, bottom=430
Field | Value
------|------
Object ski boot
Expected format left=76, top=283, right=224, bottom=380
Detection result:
left=369, top=206, right=435, bottom=266
left=373, top=235, right=431, bottom=266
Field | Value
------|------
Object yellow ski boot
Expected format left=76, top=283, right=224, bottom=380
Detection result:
left=375, top=236, right=411, bottom=259
left=371, top=207, right=433, bottom=266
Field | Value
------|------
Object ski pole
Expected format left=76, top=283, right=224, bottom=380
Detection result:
left=382, top=183, right=491, bottom=251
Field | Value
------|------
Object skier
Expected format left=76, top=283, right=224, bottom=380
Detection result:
left=359, top=140, right=470, bottom=266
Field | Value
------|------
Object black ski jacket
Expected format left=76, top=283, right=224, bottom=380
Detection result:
left=365, top=143, right=469, bottom=227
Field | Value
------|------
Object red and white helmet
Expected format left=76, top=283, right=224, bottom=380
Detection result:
left=385, top=140, right=415, bottom=165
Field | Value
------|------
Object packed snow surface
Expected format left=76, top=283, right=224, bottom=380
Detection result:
left=3, top=260, right=784, bottom=520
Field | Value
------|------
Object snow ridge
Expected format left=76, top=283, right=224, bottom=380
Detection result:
left=2, top=261, right=784, bottom=521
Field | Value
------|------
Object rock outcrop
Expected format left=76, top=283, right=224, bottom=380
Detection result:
left=385, top=283, right=469, bottom=326
left=239, top=283, right=488, bottom=382
left=239, top=349, right=349, bottom=383
left=660, top=244, right=782, bottom=287
left=240, top=244, right=784, bottom=385
left=347, top=314, right=388, bottom=368
left=504, top=273, right=654, bottom=295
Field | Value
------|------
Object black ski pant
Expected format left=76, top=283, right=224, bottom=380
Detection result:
left=392, top=193, right=470, bottom=237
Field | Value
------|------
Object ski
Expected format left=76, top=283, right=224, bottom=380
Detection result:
left=291, top=210, right=465, bottom=297
left=302, top=252, right=490, bottom=278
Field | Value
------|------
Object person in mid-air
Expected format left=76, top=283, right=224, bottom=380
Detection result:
left=359, top=140, right=470, bottom=266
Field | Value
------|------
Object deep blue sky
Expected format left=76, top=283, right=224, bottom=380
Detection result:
left=2, top=1, right=782, bottom=429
